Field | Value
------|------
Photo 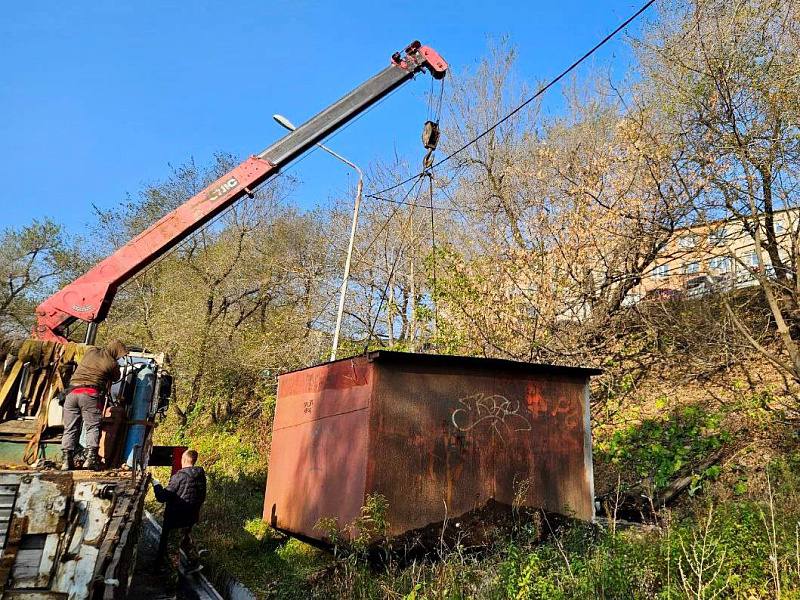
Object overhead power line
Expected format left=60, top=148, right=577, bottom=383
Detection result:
left=365, top=0, right=657, bottom=200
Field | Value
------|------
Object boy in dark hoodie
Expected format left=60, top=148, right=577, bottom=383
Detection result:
left=153, top=449, right=207, bottom=572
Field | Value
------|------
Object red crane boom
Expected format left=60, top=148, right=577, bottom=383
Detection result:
left=34, top=42, right=447, bottom=343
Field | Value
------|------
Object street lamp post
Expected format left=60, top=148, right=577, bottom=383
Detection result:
left=273, top=114, right=363, bottom=362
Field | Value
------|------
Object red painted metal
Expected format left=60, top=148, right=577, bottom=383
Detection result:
left=417, top=45, right=448, bottom=78
left=34, top=158, right=276, bottom=342
left=264, top=352, right=600, bottom=542
left=33, top=41, right=449, bottom=342
left=265, top=357, right=374, bottom=536
left=392, top=41, right=448, bottom=79
left=171, top=446, right=188, bottom=475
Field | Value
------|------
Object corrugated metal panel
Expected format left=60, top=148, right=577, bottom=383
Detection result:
left=369, top=366, right=594, bottom=535
left=0, top=483, right=19, bottom=554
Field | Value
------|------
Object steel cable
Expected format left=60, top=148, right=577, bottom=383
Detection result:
left=365, top=0, right=657, bottom=200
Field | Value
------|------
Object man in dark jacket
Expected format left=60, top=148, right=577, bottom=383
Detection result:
left=61, top=339, right=128, bottom=470
left=153, top=449, right=207, bottom=571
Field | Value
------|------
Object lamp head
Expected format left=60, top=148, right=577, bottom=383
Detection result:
left=273, top=114, right=297, bottom=131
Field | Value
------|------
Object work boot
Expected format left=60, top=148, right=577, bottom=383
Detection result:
left=83, top=448, right=101, bottom=471
left=60, top=450, right=74, bottom=471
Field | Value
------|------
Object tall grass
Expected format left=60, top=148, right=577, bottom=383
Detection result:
left=312, top=455, right=800, bottom=599
left=148, top=409, right=800, bottom=599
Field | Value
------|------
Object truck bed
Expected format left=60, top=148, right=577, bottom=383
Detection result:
left=0, top=467, right=148, bottom=599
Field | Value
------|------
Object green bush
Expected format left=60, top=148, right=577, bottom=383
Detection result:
left=595, top=405, right=729, bottom=491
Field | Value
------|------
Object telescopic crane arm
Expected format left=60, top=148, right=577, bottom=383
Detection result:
left=34, top=41, right=447, bottom=343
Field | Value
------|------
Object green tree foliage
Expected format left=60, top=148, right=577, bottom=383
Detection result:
left=96, top=155, right=338, bottom=424
left=0, top=218, right=82, bottom=339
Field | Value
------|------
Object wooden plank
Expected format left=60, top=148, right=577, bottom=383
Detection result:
left=0, top=421, right=37, bottom=436
left=0, top=362, right=23, bottom=421
left=11, top=548, right=43, bottom=582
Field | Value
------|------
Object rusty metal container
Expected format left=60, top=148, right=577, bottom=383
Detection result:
left=263, top=351, right=600, bottom=541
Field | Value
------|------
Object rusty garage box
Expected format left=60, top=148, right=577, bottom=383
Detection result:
left=263, top=351, right=601, bottom=540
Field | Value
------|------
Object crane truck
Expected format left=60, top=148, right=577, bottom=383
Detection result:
left=0, top=41, right=447, bottom=598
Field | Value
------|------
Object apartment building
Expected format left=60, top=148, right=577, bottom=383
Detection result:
left=628, top=209, right=797, bottom=304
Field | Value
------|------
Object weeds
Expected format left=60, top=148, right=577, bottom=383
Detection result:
left=676, top=506, right=730, bottom=599
left=595, top=405, right=728, bottom=492
left=148, top=403, right=800, bottom=599
left=314, top=493, right=390, bottom=561
left=311, top=459, right=800, bottom=599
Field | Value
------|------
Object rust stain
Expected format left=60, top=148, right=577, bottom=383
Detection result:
left=264, top=351, right=599, bottom=542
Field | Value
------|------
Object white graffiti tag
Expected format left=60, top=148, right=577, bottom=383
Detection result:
left=451, top=393, right=532, bottom=441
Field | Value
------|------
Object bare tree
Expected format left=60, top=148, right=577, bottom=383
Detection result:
left=429, top=43, right=695, bottom=365
left=641, top=0, right=800, bottom=388
left=97, top=155, right=336, bottom=423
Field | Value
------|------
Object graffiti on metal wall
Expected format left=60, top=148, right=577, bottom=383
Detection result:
left=526, top=383, right=581, bottom=430
left=451, top=393, right=532, bottom=441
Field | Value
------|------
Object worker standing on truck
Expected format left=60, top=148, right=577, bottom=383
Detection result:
left=152, top=449, right=207, bottom=573
left=61, top=339, right=128, bottom=470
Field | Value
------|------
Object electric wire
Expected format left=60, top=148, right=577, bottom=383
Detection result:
left=353, top=75, right=450, bottom=349
left=112, top=83, right=412, bottom=301
left=107, top=4, right=655, bottom=345
left=357, top=73, right=447, bottom=348
left=426, top=172, right=439, bottom=338
left=362, top=176, right=427, bottom=350
left=113, top=77, right=414, bottom=301
left=365, top=0, right=657, bottom=200
left=367, top=191, right=475, bottom=213
left=351, top=176, right=425, bottom=263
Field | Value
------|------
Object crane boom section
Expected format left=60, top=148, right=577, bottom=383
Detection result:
left=34, top=42, right=447, bottom=342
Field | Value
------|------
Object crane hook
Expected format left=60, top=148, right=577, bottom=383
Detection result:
left=422, top=121, right=440, bottom=170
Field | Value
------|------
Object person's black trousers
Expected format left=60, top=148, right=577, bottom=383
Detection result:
left=156, top=524, right=198, bottom=567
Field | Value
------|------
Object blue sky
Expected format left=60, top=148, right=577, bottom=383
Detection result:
left=0, top=1, right=652, bottom=234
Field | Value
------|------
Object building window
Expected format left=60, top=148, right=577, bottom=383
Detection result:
left=775, top=220, right=786, bottom=235
left=654, top=264, right=670, bottom=278
left=710, top=256, right=732, bottom=272
left=709, top=227, right=727, bottom=246
left=678, top=234, right=696, bottom=250
left=747, top=252, right=759, bottom=267
left=685, top=261, right=700, bottom=274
